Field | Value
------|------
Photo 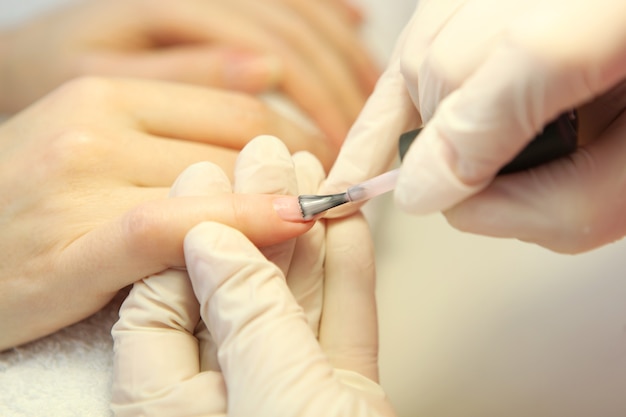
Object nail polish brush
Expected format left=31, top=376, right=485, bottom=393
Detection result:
left=297, top=168, right=399, bottom=220
left=276, top=110, right=577, bottom=222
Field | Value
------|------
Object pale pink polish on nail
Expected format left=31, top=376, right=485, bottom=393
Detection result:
left=273, top=196, right=307, bottom=222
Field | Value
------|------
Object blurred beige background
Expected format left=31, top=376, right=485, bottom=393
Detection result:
left=373, top=195, right=626, bottom=417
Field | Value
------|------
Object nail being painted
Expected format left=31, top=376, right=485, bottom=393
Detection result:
left=273, top=196, right=306, bottom=222
left=295, top=168, right=400, bottom=220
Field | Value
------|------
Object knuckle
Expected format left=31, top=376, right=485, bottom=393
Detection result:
left=48, top=76, right=117, bottom=109
left=228, top=196, right=250, bottom=232
left=231, top=94, right=275, bottom=132
left=41, top=128, right=107, bottom=176
left=401, top=45, right=462, bottom=124
left=503, top=23, right=591, bottom=88
left=550, top=200, right=603, bottom=254
left=120, top=202, right=167, bottom=259
left=410, top=44, right=462, bottom=90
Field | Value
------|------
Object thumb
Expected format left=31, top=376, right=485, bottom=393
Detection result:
left=395, top=0, right=626, bottom=214
left=444, top=109, right=626, bottom=254
left=86, top=46, right=282, bottom=93
left=321, top=25, right=421, bottom=218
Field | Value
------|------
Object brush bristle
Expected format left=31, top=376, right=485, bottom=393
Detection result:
left=298, top=193, right=350, bottom=220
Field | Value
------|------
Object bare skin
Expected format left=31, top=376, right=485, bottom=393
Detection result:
left=0, top=77, right=325, bottom=350
left=0, top=0, right=379, bottom=144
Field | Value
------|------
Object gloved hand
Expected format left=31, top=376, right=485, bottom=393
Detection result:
left=324, top=0, right=626, bottom=253
left=111, top=138, right=394, bottom=416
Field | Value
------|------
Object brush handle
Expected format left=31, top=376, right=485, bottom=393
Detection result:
left=398, top=111, right=578, bottom=175
left=346, top=169, right=400, bottom=202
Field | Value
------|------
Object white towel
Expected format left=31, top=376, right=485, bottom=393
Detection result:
left=0, top=291, right=127, bottom=417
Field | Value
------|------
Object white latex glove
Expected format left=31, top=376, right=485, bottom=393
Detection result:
left=112, top=135, right=393, bottom=416
left=180, top=215, right=392, bottom=417
left=325, top=0, right=626, bottom=253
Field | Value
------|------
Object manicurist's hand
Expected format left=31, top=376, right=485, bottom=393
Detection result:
left=324, top=0, right=626, bottom=253
left=0, top=0, right=379, bottom=144
left=0, top=78, right=332, bottom=350
left=112, top=138, right=393, bottom=416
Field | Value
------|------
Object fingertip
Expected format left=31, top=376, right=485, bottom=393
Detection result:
left=292, top=151, right=326, bottom=195
left=115, top=194, right=314, bottom=276
left=336, top=0, right=366, bottom=25
left=169, top=161, right=231, bottom=198
left=272, top=196, right=305, bottom=222
left=233, top=194, right=317, bottom=243
left=234, top=135, right=296, bottom=195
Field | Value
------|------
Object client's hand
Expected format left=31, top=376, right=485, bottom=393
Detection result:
left=0, top=78, right=329, bottom=350
left=111, top=138, right=394, bottom=416
left=0, top=0, right=379, bottom=144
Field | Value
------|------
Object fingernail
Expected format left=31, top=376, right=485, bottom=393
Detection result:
left=273, top=196, right=307, bottom=222
left=226, top=54, right=283, bottom=90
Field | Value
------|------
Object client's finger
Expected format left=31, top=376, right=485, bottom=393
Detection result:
left=59, top=192, right=314, bottom=297
left=85, top=46, right=281, bottom=93
left=130, top=0, right=353, bottom=142
left=57, top=133, right=318, bottom=321
left=281, top=0, right=378, bottom=91
left=227, top=0, right=367, bottom=121
left=316, top=0, right=366, bottom=25
left=53, top=78, right=334, bottom=174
